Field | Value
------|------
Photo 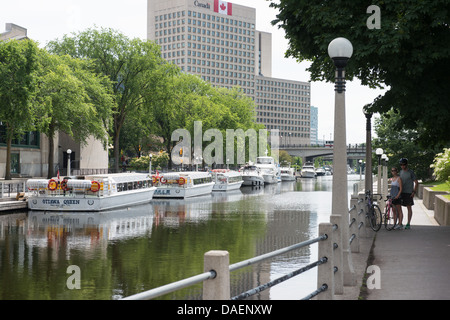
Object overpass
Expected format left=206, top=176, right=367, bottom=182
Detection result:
left=279, top=144, right=366, bottom=163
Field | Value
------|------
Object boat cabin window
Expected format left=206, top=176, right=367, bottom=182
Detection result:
left=193, top=176, right=212, bottom=185
left=117, top=179, right=152, bottom=192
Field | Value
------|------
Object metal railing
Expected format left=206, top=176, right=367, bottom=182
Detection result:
left=0, top=180, right=27, bottom=199
left=122, top=192, right=372, bottom=301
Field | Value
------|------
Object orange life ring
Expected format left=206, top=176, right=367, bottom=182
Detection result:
left=90, top=181, right=100, bottom=192
left=160, top=177, right=167, bottom=184
left=48, top=179, right=58, bottom=191
left=61, top=179, right=69, bottom=191
left=178, top=177, right=186, bottom=185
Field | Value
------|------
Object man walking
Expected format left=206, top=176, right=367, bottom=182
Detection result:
left=399, top=158, right=418, bottom=229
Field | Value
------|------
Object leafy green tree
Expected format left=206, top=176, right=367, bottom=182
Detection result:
left=47, top=28, right=167, bottom=172
left=0, top=39, right=39, bottom=180
left=271, top=0, right=450, bottom=147
left=373, top=109, right=440, bottom=180
left=35, top=50, right=113, bottom=178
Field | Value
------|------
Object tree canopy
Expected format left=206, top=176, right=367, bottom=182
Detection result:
left=270, top=0, right=450, bottom=147
left=0, top=39, right=39, bottom=180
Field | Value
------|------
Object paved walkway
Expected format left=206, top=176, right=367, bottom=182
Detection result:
left=365, top=199, right=450, bottom=300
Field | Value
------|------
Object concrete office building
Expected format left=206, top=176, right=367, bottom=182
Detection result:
left=147, top=0, right=311, bottom=145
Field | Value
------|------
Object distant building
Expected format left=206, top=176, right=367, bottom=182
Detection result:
left=147, top=0, right=311, bottom=145
left=0, top=23, right=108, bottom=178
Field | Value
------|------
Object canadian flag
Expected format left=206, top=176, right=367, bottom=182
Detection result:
left=214, top=0, right=232, bottom=16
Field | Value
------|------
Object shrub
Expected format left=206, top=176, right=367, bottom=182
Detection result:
left=430, top=148, right=450, bottom=184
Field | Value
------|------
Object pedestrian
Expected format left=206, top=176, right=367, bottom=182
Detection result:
left=389, top=167, right=403, bottom=229
left=398, top=158, right=419, bottom=230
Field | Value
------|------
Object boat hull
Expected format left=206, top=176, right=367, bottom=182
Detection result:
left=213, top=181, right=243, bottom=191
left=242, top=175, right=264, bottom=186
left=153, top=182, right=214, bottom=198
left=301, top=171, right=316, bottom=178
left=28, top=188, right=156, bottom=211
left=281, top=175, right=296, bottom=181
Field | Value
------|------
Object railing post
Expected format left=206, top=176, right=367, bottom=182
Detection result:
left=330, top=215, right=343, bottom=295
left=349, top=197, right=359, bottom=253
left=203, top=250, right=230, bottom=300
left=317, top=223, right=334, bottom=300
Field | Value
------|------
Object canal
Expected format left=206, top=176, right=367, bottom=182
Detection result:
left=0, top=175, right=362, bottom=300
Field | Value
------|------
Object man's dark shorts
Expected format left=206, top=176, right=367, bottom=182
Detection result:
left=401, top=193, right=414, bottom=206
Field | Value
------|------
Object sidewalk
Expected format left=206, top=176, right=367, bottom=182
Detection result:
left=365, top=199, right=450, bottom=300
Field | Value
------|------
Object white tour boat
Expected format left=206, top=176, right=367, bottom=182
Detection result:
left=280, top=166, right=296, bottom=181
left=301, top=162, right=316, bottom=178
left=240, top=164, right=265, bottom=186
left=153, top=171, right=214, bottom=198
left=211, top=169, right=243, bottom=191
left=27, top=173, right=156, bottom=211
left=256, top=156, right=279, bottom=184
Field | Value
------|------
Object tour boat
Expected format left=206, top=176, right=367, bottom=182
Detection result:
left=211, top=169, right=243, bottom=191
left=152, top=171, right=214, bottom=198
left=240, top=164, right=265, bottom=186
left=301, top=162, right=316, bottom=178
left=27, top=173, right=156, bottom=211
left=256, top=156, right=279, bottom=184
left=280, top=166, right=296, bottom=181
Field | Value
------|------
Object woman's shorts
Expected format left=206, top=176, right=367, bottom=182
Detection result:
left=392, top=198, right=402, bottom=205
left=401, top=193, right=414, bottom=206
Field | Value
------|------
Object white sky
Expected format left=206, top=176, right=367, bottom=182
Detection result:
left=2, top=0, right=385, bottom=144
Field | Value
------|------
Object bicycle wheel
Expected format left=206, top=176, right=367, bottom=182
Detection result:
left=369, top=205, right=382, bottom=232
left=385, top=205, right=397, bottom=231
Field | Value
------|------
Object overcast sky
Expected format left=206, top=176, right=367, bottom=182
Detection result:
left=2, top=0, right=386, bottom=144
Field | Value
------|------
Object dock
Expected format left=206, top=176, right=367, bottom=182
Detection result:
left=0, top=198, right=28, bottom=212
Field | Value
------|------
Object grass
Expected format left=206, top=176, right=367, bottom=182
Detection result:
left=430, top=181, right=450, bottom=192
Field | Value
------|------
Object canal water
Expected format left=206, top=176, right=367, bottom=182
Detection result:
left=0, top=175, right=362, bottom=300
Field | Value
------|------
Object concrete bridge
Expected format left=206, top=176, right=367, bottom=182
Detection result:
left=280, top=144, right=366, bottom=163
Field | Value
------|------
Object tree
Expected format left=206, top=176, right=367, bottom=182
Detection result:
left=270, top=0, right=450, bottom=147
left=373, top=109, right=440, bottom=180
left=35, top=50, right=113, bottom=178
left=0, top=39, right=39, bottom=180
left=47, top=28, right=167, bottom=172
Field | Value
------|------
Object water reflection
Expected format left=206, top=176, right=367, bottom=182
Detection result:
left=0, top=175, right=361, bottom=300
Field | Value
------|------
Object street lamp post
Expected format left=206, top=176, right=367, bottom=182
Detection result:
left=376, top=148, right=383, bottom=195
left=328, top=37, right=356, bottom=287
left=363, top=109, right=373, bottom=194
left=67, top=149, right=72, bottom=176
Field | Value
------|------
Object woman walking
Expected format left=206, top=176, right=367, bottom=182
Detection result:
left=390, top=167, right=403, bottom=229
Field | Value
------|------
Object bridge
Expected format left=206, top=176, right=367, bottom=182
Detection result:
left=279, top=144, right=366, bottom=163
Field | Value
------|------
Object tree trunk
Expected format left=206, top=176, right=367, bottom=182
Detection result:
left=47, top=124, right=56, bottom=179
left=114, top=131, right=120, bottom=173
left=5, top=137, right=12, bottom=181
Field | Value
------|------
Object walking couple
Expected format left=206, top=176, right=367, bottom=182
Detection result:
left=389, top=158, right=419, bottom=230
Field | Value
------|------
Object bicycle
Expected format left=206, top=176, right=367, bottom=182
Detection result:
left=365, top=190, right=382, bottom=232
left=384, top=195, right=398, bottom=231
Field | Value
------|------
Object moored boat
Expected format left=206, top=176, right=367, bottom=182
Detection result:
left=27, top=173, right=156, bottom=211
left=280, top=166, right=296, bottom=181
left=256, top=156, right=278, bottom=184
left=211, top=169, right=243, bottom=191
left=153, top=171, right=214, bottom=198
left=301, top=162, right=316, bottom=178
left=240, top=164, right=265, bottom=186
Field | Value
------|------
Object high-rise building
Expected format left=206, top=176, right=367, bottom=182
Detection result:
left=147, top=0, right=311, bottom=145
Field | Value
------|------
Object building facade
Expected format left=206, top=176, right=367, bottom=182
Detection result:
left=147, top=0, right=311, bottom=145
